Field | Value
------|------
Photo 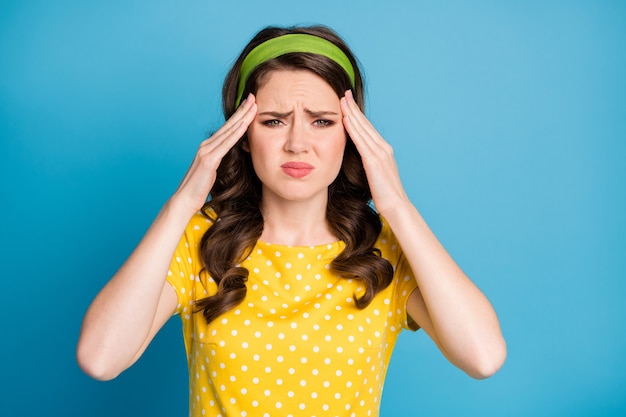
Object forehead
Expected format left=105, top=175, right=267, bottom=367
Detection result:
left=255, top=70, right=340, bottom=107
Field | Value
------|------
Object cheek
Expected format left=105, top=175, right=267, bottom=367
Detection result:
left=246, top=134, right=277, bottom=175
left=245, top=124, right=258, bottom=149
left=332, top=134, right=348, bottom=163
left=324, top=136, right=348, bottom=178
left=245, top=126, right=267, bottom=156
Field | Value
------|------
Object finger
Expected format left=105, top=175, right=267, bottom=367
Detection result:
left=341, top=92, right=397, bottom=181
left=220, top=93, right=257, bottom=132
left=341, top=92, right=381, bottom=155
left=201, top=95, right=257, bottom=155
left=341, top=91, right=379, bottom=142
left=209, top=93, right=257, bottom=143
left=344, top=91, right=385, bottom=143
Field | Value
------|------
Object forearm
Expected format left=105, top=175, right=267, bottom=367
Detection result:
left=76, top=197, right=194, bottom=379
left=382, top=200, right=506, bottom=378
left=340, top=91, right=505, bottom=377
left=76, top=97, right=257, bottom=380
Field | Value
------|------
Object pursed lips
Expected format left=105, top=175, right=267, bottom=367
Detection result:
left=280, top=162, right=314, bottom=178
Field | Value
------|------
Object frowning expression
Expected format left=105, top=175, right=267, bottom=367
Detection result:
left=246, top=69, right=347, bottom=206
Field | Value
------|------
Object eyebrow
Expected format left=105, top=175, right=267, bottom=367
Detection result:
left=257, top=109, right=340, bottom=118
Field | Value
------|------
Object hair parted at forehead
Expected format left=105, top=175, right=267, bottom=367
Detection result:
left=222, top=25, right=365, bottom=118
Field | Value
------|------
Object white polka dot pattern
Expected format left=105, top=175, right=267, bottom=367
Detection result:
left=167, top=212, right=418, bottom=417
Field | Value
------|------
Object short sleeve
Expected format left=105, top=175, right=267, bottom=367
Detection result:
left=166, top=212, right=212, bottom=315
left=392, top=253, right=420, bottom=331
left=378, top=218, right=420, bottom=332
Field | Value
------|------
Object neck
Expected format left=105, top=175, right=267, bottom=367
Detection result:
left=259, top=196, right=336, bottom=246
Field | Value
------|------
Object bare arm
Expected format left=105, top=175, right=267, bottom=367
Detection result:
left=387, top=205, right=506, bottom=379
left=76, top=95, right=258, bottom=380
left=341, top=91, right=506, bottom=379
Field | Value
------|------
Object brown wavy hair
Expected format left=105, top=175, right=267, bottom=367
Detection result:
left=194, top=25, right=394, bottom=324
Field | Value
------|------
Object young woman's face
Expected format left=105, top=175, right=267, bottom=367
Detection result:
left=246, top=69, right=347, bottom=206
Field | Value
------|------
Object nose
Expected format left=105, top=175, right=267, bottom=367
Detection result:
left=284, top=121, right=310, bottom=154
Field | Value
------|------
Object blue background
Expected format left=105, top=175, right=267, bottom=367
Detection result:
left=1, top=1, right=625, bottom=416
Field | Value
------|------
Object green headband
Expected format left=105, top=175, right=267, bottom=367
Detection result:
left=235, top=33, right=356, bottom=106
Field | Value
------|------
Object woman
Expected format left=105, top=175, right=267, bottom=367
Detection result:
left=77, top=25, right=506, bottom=416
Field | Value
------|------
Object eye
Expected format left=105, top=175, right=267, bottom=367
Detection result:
left=262, top=119, right=282, bottom=127
left=313, top=119, right=334, bottom=127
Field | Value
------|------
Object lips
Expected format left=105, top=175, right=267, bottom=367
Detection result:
left=281, top=162, right=314, bottom=178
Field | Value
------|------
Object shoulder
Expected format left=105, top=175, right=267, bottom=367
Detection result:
left=375, top=216, right=403, bottom=262
left=376, top=216, right=398, bottom=247
left=181, top=208, right=215, bottom=242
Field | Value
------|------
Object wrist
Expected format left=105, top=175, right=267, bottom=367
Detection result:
left=376, top=199, right=425, bottom=231
left=160, top=195, right=202, bottom=227
left=375, top=194, right=412, bottom=220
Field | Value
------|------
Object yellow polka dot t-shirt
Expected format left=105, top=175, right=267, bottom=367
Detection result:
left=167, top=212, right=418, bottom=417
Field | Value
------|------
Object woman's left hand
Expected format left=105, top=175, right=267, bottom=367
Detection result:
left=342, top=92, right=506, bottom=379
left=340, top=90, right=410, bottom=215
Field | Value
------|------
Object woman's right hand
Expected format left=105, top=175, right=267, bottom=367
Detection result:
left=172, top=93, right=257, bottom=213
left=76, top=94, right=257, bottom=381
